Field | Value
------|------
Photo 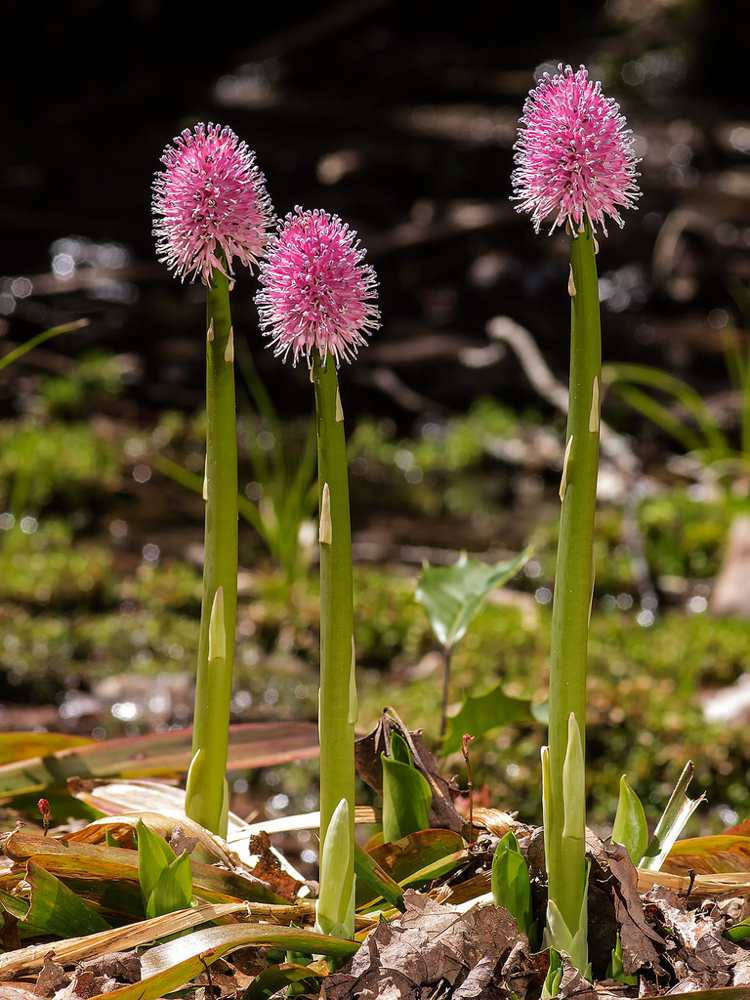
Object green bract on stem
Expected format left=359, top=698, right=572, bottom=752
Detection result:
left=185, top=268, right=238, bottom=837
left=545, top=220, right=601, bottom=971
left=313, top=352, right=356, bottom=937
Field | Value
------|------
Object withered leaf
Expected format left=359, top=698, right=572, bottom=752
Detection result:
left=322, top=889, right=527, bottom=999
left=355, top=714, right=463, bottom=833
left=605, top=843, right=663, bottom=974
left=34, top=956, right=67, bottom=998
left=246, top=831, right=302, bottom=901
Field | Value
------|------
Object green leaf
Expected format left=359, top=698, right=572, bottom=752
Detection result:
left=367, top=829, right=465, bottom=884
left=137, top=820, right=193, bottom=918
left=491, top=831, right=534, bottom=940
left=4, top=828, right=286, bottom=906
left=381, top=733, right=432, bottom=843
left=146, top=852, right=193, bottom=919
left=0, top=861, right=110, bottom=937
left=541, top=948, right=563, bottom=1000
left=315, top=798, right=354, bottom=938
left=607, top=932, right=638, bottom=986
left=640, top=761, right=705, bottom=872
left=726, top=918, right=750, bottom=944
left=354, top=846, right=405, bottom=911
left=442, top=683, right=531, bottom=755
left=612, top=775, right=649, bottom=866
left=86, top=924, right=358, bottom=1000
left=415, top=550, right=530, bottom=651
left=137, top=820, right=175, bottom=906
left=244, top=963, right=323, bottom=1000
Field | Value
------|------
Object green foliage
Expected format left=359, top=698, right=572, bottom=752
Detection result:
left=354, top=844, right=406, bottom=911
left=612, top=774, right=648, bottom=865
left=607, top=933, right=637, bottom=986
left=315, top=798, right=355, bottom=939
left=491, top=830, right=535, bottom=941
left=34, top=352, right=129, bottom=418
left=137, top=819, right=193, bottom=918
left=0, top=519, right=113, bottom=606
left=381, top=731, right=432, bottom=844
left=0, top=420, right=119, bottom=515
left=442, top=683, right=532, bottom=754
left=350, top=398, right=522, bottom=476
left=541, top=948, right=563, bottom=1000
left=416, top=550, right=530, bottom=651
left=0, top=861, right=110, bottom=937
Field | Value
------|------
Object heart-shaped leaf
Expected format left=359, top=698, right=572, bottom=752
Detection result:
left=416, top=550, right=530, bottom=651
left=442, top=683, right=531, bottom=754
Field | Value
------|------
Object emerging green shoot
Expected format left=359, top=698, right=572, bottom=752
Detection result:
left=612, top=774, right=648, bottom=866
left=491, top=830, right=535, bottom=942
left=136, top=819, right=193, bottom=918
left=416, top=550, right=530, bottom=736
left=315, top=798, right=355, bottom=939
left=381, top=731, right=432, bottom=844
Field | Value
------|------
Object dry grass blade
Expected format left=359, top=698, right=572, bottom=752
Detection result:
left=637, top=868, right=750, bottom=897
left=663, top=835, right=750, bottom=875
left=2, top=831, right=286, bottom=904
left=66, top=811, right=239, bottom=868
left=0, top=722, right=318, bottom=801
left=87, top=924, right=359, bottom=1000
left=239, top=805, right=377, bottom=838
left=0, top=902, right=246, bottom=978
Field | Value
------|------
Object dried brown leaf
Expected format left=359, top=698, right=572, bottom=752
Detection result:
left=33, top=957, right=66, bottom=998
left=322, top=889, right=528, bottom=999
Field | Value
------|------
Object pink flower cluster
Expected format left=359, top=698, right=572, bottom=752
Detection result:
left=256, top=208, right=380, bottom=367
left=512, top=65, right=640, bottom=235
left=152, top=123, right=273, bottom=284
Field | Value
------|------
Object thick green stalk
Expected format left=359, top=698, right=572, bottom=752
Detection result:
left=313, top=352, right=356, bottom=934
left=185, top=268, right=238, bottom=837
left=546, top=223, right=600, bottom=942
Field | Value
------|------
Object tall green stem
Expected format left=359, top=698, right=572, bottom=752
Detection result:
left=185, top=268, right=238, bottom=837
left=547, top=223, right=600, bottom=942
left=313, top=352, right=356, bottom=934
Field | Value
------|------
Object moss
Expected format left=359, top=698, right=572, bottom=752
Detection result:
left=0, top=520, right=114, bottom=607
left=0, top=421, right=120, bottom=513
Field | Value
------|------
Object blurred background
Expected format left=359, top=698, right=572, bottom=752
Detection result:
left=1, top=0, right=749, bottom=861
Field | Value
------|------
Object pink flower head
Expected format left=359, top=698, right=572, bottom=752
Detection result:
left=512, top=64, right=640, bottom=236
left=256, top=207, right=379, bottom=366
left=152, top=122, right=273, bottom=284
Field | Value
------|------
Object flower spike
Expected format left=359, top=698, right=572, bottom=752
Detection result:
left=511, top=64, right=640, bottom=236
left=152, top=122, right=273, bottom=284
left=256, top=207, right=380, bottom=367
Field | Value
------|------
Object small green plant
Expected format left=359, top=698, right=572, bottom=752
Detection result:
left=136, top=819, right=193, bottom=918
left=415, top=550, right=530, bottom=737
left=611, top=774, right=649, bottom=865
left=381, top=730, right=432, bottom=843
left=491, top=830, right=535, bottom=942
left=315, top=798, right=355, bottom=939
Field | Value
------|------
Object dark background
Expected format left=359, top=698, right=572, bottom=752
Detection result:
left=3, top=0, right=749, bottom=424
